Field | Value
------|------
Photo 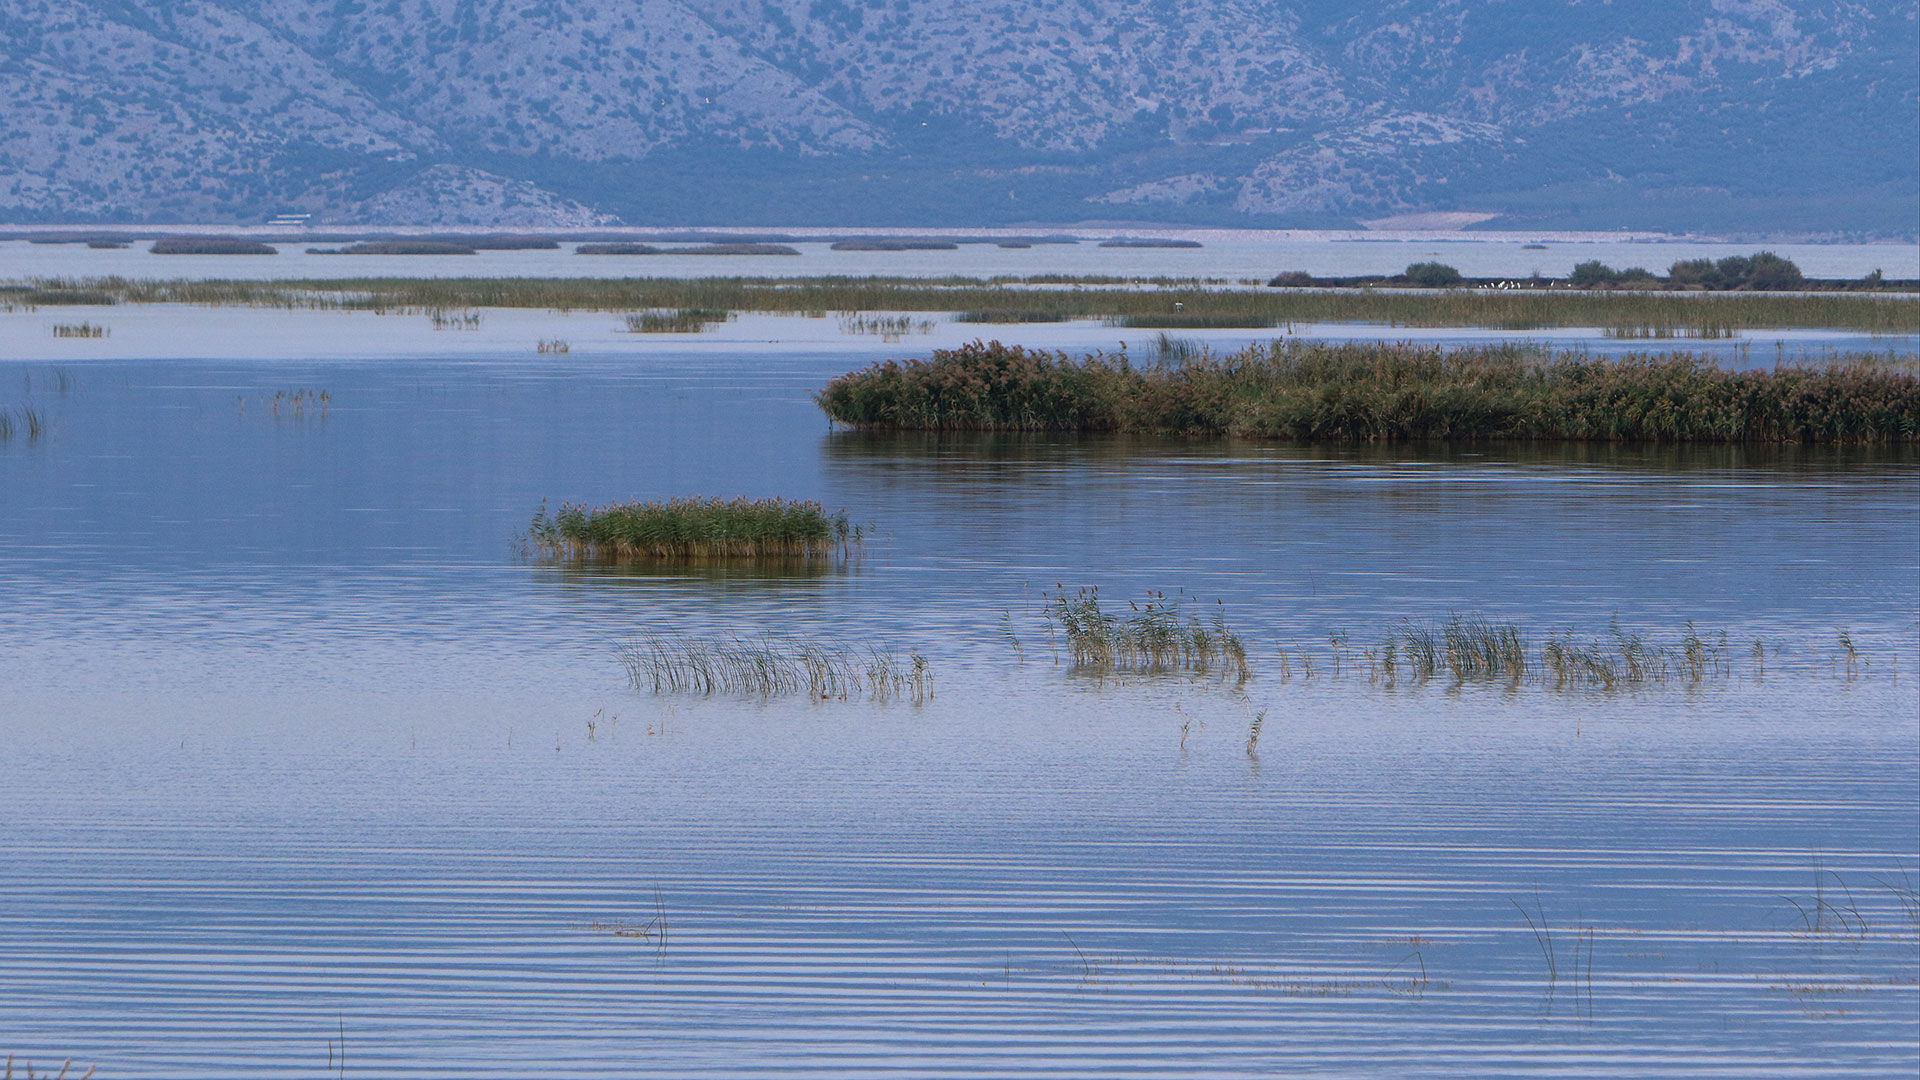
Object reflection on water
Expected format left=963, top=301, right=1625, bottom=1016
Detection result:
left=0, top=349, right=1914, bottom=1076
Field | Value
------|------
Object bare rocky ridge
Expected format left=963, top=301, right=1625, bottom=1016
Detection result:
left=0, top=0, right=1911, bottom=233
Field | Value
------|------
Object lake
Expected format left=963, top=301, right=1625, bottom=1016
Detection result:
left=0, top=336, right=1915, bottom=1077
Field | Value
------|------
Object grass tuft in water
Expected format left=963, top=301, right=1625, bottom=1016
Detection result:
left=528, top=496, right=857, bottom=562
left=1041, top=587, right=1250, bottom=680
left=619, top=634, right=930, bottom=703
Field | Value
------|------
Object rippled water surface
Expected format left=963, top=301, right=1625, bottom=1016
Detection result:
left=0, top=341, right=1915, bottom=1077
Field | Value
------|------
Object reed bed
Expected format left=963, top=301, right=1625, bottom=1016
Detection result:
left=528, top=496, right=857, bottom=562
left=40, top=276, right=1919, bottom=332
left=149, top=236, right=276, bottom=255
left=816, top=340, right=1920, bottom=444
left=1042, top=587, right=1251, bottom=680
left=619, top=633, right=931, bottom=702
left=50, top=323, right=106, bottom=338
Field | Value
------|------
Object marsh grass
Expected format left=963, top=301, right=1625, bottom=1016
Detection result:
left=626, top=309, right=734, bottom=333
left=528, top=496, right=857, bottom=562
left=51, top=276, right=1916, bottom=332
left=818, top=340, right=1920, bottom=444
left=956, top=310, right=1073, bottom=323
left=1111, top=312, right=1279, bottom=329
left=149, top=236, right=276, bottom=255
left=1041, top=587, right=1250, bottom=680
left=619, top=633, right=930, bottom=702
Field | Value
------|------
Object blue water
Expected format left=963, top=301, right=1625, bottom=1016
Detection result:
left=0, top=346, right=1915, bottom=1077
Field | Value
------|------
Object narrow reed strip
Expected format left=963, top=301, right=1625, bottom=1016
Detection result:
left=32, top=276, right=1920, bottom=332
left=618, top=633, right=931, bottom=702
left=528, top=496, right=857, bottom=562
left=817, top=340, right=1920, bottom=443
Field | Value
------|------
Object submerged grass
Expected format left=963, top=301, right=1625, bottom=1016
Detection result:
left=619, top=633, right=931, bottom=702
left=528, top=496, right=857, bottom=562
left=33, top=276, right=1919, bottom=332
left=817, top=340, right=1920, bottom=444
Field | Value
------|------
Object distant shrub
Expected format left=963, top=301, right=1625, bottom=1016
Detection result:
left=1405, top=261, right=1463, bottom=288
left=1667, top=252, right=1805, bottom=290
left=1569, top=260, right=1618, bottom=288
left=577, top=243, right=663, bottom=255
left=460, top=235, right=561, bottom=250
left=150, top=236, right=277, bottom=255
left=1267, top=271, right=1316, bottom=287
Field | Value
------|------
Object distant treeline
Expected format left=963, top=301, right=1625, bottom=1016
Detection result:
left=816, top=340, right=1920, bottom=444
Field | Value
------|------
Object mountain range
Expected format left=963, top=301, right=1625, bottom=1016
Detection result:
left=2, top=0, right=1913, bottom=234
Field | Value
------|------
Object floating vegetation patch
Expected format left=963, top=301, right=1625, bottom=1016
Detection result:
left=51, top=323, right=106, bottom=338
left=619, top=633, right=931, bottom=703
left=1041, top=587, right=1251, bottom=681
left=527, top=496, right=857, bottom=562
left=817, top=340, right=1920, bottom=444
left=625, top=308, right=734, bottom=333
left=149, top=236, right=277, bottom=255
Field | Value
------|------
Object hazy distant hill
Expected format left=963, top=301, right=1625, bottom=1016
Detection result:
left=2, top=0, right=1912, bottom=234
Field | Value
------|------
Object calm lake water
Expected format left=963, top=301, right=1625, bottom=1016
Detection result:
left=5, top=227, right=1918, bottom=282
left=1, top=337, right=1916, bottom=1077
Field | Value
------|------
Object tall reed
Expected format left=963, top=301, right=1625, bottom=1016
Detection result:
left=817, top=340, right=1920, bottom=444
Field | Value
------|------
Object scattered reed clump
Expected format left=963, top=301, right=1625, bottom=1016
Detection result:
left=839, top=313, right=935, bottom=340
left=537, top=338, right=570, bottom=354
left=618, top=633, right=931, bottom=702
left=149, top=236, right=277, bottom=255
left=3, top=1054, right=96, bottom=1080
left=528, top=496, right=857, bottom=562
left=625, top=308, right=734, bottom=333
left=51, top=323, right=106, bottom=338
left=428, top=309, right=482, bottom=330
left=1042, top=587, right=1250, bottom=680
left=816, top=339, right=1920, bottom=444
left=0, top=404, right=47, bottom=441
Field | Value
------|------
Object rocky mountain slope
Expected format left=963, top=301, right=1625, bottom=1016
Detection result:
left=1, top=0, right=1912, bottom=233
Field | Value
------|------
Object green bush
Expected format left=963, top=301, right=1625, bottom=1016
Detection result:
left=1405, top=262, right=1463, bottom=288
